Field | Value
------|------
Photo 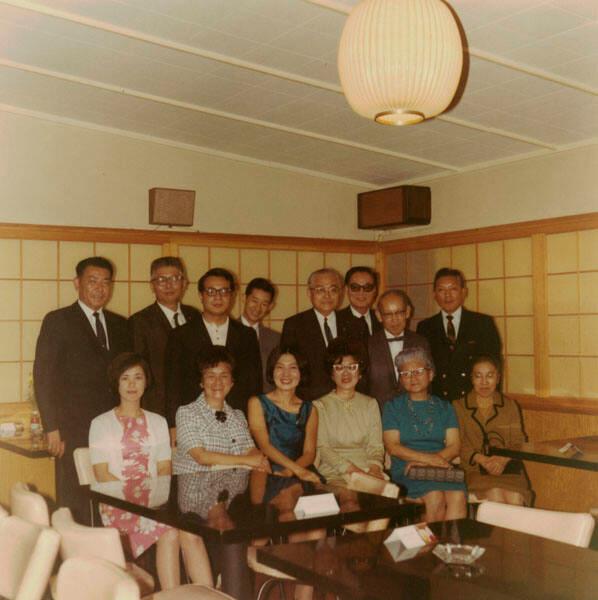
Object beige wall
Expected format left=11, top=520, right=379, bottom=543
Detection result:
left=386, top=144, right=598, bottom=240
left=0, top=110, right=371, bottom=241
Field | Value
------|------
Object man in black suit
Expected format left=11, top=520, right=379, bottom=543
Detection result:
left=34, top=256, right=131, bottom=523
left=280, top=268, right=363, bottom=401
left=129, top=257, right=200, bottom=424
left=240, top=277, right=280, bottom=393
left=165, top=268, right=262, bottom=432
left=337, top=266, right=382, bottom=337
left=416, top=268, right=501, bottom=401
left=368, top=289, right=430, bottom=411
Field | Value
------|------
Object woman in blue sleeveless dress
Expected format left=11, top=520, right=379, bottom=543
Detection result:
left=383, top=347, right=467, bottom=522
left=248, top=346, right=319, bottom=482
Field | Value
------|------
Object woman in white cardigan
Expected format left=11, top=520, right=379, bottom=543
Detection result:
left=89, top=353, right=212, bottom=590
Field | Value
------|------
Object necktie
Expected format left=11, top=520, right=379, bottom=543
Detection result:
left=387, top=336, right=404, bottom=343
left=93, top=311, right=107, bottom=349
left=173, top=312, right=180, bottom=328
left=446, top=315, right=456, bottom=343
left=323, top=317, right=334, bottom=345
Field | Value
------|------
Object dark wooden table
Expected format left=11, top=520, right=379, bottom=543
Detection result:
left=491, top=435, right=598, bottom=472
left=258, top=518, right=598, bottom=600
left=0, top=436, right=48, bottom=458
left=88, top=469, right=418, bottom=599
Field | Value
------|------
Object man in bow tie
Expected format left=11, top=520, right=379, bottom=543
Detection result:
left=368, top=289, right=429, bottom=412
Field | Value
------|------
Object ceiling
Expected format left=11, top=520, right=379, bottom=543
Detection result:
left=0, top=0, right=596, bottom=188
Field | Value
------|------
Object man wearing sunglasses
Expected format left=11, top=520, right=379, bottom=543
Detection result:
left=165, top=267, right=262, bottom=441
left=337, top=266, right=383, bottom=336
left=129, top=257, right=200, bottom=425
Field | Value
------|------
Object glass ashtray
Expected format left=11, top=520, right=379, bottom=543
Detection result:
left=433, top=543, right=485, bottom=565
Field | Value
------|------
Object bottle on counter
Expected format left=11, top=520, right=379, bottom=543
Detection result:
left=30, top=410, right=42, bottom=439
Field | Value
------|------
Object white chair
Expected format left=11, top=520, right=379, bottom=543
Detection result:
left=477, top=501, right=595, bottom=548
left=0, top=514, right=60, bottom=600
left=73, top=447, right=96, bottom=485
left=56, top=557, right=140, bottom=600
left=247, top=545, right=296, bottom=600
left=52, top=508, right=234, bottom=600
left=11, top=482, right=50, bottom=526
left=51, top=507, right=155, bottom=597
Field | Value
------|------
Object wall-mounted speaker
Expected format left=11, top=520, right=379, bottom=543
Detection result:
left=358, top=185, right=431, bottom=230
left=149, top=188, right=195, bottom=227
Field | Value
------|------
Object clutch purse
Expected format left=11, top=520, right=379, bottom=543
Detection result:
left=479, top=459, right=524, bottom=475
left=406, top=467, right=465, bottom=483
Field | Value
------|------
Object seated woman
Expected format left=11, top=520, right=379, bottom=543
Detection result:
left=454, top=354, right=532, bottom=505
left=248, top=346, right=320, bottom=483
left=89, top=352, right=212, bottom=590
left=174, top=346, right=270, bottom=474
left=313, top=338, right=385, bottom=486
left=382, top=347, right=467, bottom=522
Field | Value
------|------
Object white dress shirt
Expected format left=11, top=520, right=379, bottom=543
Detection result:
left=351, top=305, right=373, bottom=334
left=158, top=302, right=186, bottom=329
left=384, top=328, right=404, bottom=378
left=314, top=309, right=337, bottom=346
left=203, top=315, right=229, bottom=346
left=442, top=306, right=463, bottom=338
left=78, top=300, right=109, bottom=349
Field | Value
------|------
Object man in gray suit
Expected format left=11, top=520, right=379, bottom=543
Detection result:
left=368, top=289, right=430, bottom=412
left=241, top=278, right=280, bottom=392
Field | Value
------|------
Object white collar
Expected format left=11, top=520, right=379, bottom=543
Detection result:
left=158, top=302, right=181, bottom=319
left=78, top=300, right=103, bottom=318
left=241, top=315, right=259, bottom=332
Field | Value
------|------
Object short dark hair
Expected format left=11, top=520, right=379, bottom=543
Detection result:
left=325, top=337, right=368, bottom=377
left=434, top=268, right=466, bottom=288
left=76, top=257, right=114, bottom=278
left=245, top=277, right=275, bottom=301
left=107, top=352, right=151, bottom=396
left=266, top=346, right=310, bottom=388
left=344, top=266, right=379, bottom=288
left=197, top=346, right=236, bottom=375
left=150, top=256, right=186, bottom=277
left=197, top=268, right=236, bottom=293
left=471, top=354, right=502, bottom=375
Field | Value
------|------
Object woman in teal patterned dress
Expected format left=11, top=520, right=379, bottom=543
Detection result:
left=383, top=347, right=467, bottom=522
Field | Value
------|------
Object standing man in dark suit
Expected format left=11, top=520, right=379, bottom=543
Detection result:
left=368, top=289, right=430, bottom=411
left=337, top=266, right=382, bottom=337
left=416, top=268, right=501, bottom=402
left=280, top=268, right=363, bottom=401
left=34, top=256, right=131, bottom=523
left=129, top=257, right=200, bottom=426
left=240, top=277, right=280, bottom=393
left=165, top=268, right=262, bottom=434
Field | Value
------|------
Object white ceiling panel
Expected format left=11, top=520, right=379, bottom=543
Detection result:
left=0, top=0, right=594, bottom=187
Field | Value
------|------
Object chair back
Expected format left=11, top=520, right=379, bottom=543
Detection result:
left=51, top=507, right=126, bottom=568
left=73, top=447, right=96, bottom=485
left=0, top=515, right=60, bottom=600
left=11, top=483, right=50, bottom=526
left=56, top=557, right=139, bottom=600
left=477, top=501, right=595, bottom=548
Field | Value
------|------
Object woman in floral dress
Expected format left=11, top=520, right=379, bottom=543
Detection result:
left=89, top=352, right=212, bottom=590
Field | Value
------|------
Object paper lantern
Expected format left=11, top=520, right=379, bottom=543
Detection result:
left=338, top=0, right=463, bottom=125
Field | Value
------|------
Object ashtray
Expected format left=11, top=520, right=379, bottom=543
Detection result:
left=433, top=543, right=485, bottom=565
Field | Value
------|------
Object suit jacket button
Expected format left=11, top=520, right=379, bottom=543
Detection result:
left=442, top=373, right=447, bottom=379
left=461, top=372, right=466, bottom=377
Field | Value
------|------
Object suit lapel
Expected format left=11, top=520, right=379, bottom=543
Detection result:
left=456, top=308, right=471, bottom=345
left=308, top=310, right=327, bottom=353
left=225, top=318, right=240, bottom=351
left=152, top=302, right=173, bottom=333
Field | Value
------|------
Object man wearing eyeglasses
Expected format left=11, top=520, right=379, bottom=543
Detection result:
left=129, top=257, right=200, bottom=423
left=337, top=266, right=383, bottom=336
left=368, top=289, right=430, bottom=412
left=165, top=267, right=262, bottom=438
left=280, top=267, right=364, bottom=401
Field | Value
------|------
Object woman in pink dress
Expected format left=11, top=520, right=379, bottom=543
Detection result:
left=89, top=353, right=212, bottom=590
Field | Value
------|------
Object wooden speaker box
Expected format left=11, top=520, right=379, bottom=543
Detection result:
left=149, top=188, right=195, bottom=226
left=358, top=185, right=431, bottom=230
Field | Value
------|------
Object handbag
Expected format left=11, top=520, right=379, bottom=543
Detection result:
left=481, top=427, right=524, bottom=475
left=406, top=466, right=465, bottom=483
